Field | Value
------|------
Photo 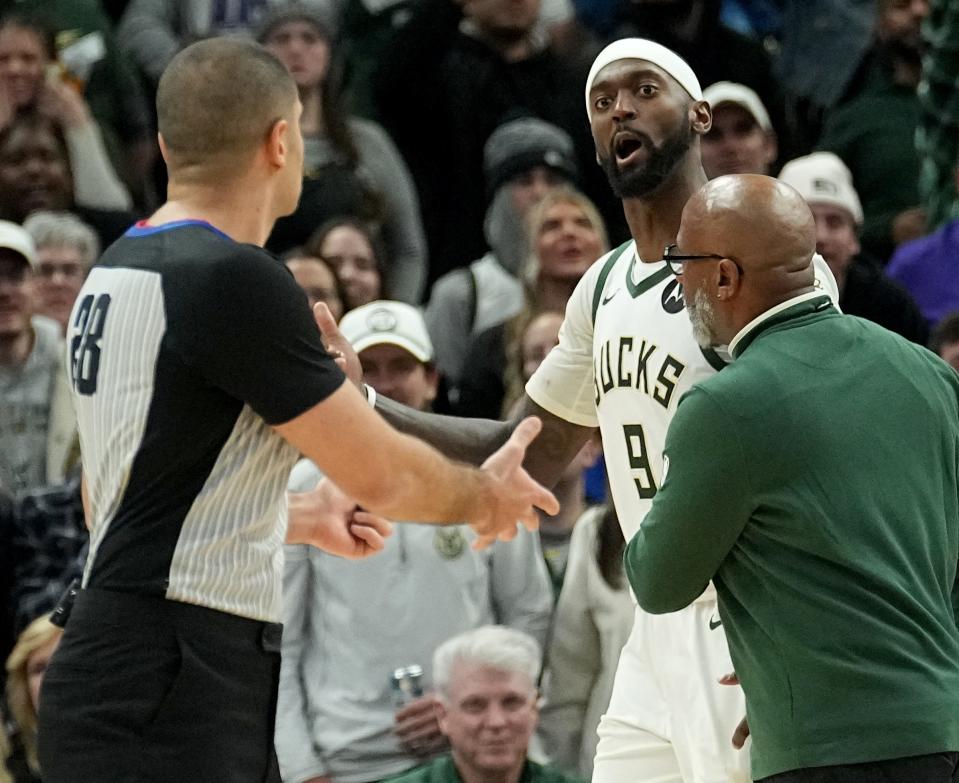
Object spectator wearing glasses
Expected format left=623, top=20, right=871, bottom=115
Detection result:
left=23, top=211, right=98, bottom=336
left=0, top=220, right=76, bottom=495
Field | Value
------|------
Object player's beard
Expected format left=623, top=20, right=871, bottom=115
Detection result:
left=599, top=120, right=694, bottom=200
left=687, top=287, right=718, bottom=348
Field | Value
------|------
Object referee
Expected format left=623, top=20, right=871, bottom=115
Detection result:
left=37, top=38, right=557, bottom=783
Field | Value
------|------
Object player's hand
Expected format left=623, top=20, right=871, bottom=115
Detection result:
left=313, top=302, right=362, bottom=387
left=292, top=478, right=392, bottom=558
left=719, top=672, right=750, bottom=748
left=471, top=417, right=559, bottom=549
left=302, top=777, right=332, bottom=783
left=395, top=694, right=448, bottom=757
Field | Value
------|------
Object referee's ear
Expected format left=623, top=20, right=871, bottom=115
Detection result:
left=157, top=133, right=171, bottom=166
left=266, top=118, right=291, bottom=170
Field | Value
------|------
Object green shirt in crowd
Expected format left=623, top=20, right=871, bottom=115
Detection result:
left=626, top=292, right=959, bottom=779
left=384, top=755, right=582, bottom=783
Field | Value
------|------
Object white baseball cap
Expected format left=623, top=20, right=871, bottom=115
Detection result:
left=778, top=151, right=864, bottom=225
left=0, top=220, right=37, bottom=268
left=339, top=300, right=434, bottom=363
left=703, top=81, right=772, bottom=132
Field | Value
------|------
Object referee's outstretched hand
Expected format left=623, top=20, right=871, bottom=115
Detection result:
left=314, top=302, right=362, bottom=386
left=471, top=416, right=560, bottom=550
left=291, top=477, right=393, bottom=559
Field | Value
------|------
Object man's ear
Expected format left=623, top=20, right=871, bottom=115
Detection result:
left=691, top=100, right=712, bottom=136
left=715, top=257, right=741, bottom=300
left=266, top=118, right=289, bottom=169
left=435, top=698, right=449, bottom=736
left=157, top=133, right=171, bottom=165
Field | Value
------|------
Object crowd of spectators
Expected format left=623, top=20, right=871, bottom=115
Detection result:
left=2, top=0, right=957, bottom=781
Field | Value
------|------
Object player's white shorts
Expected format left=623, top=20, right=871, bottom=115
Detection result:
left=592, top=598, right=751, bottom=783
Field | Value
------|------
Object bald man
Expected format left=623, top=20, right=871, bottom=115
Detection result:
left=36, top=38, right=557, bottom=783
left=626, top=175, right=959, bottom=782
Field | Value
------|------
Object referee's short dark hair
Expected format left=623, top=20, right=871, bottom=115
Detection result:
left=157, top=37, right=298, bottom=180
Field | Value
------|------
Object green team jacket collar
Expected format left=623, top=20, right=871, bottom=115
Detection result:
left=728, top=292, right=835, bottom=360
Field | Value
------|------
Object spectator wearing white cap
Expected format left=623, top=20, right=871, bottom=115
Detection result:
left=0, top=220, right=76, bottom=494
left=276, top=300, right=553, bottom=783
left=701, top=82, right=777, bottom=180
left=779, top=151, right=927, bottom=343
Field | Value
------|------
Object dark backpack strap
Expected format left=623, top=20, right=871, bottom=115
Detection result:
left=591, top=241, right=633, bottom=324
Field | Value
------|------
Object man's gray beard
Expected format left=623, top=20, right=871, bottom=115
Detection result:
left=687, top=287, right=717, bottom=348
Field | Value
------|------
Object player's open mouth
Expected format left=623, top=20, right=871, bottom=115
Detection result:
left=614, top=133, right=647, bottom=166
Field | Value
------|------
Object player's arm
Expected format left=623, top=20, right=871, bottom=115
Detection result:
left=276, top=380, right=558, bottom=545
left=625, top=388, right=752, bottom=613
left=314, top=251, right=601, bottom=489
left=374, top=393, right=595, bottom=489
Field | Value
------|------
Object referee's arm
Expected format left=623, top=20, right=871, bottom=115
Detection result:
left=275, top=379, right=558, bottom=542
left=625, top=388, right=752, bottom=614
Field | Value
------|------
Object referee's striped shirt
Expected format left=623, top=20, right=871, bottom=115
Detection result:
left=66, top=220, right=344, bottom=622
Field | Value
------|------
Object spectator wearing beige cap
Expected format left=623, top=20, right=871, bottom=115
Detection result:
left=0, top=220, right=76, bottom=495
left=277, top=300, right=553, bottom=783
left=779, top=151, right=927, bottom=343
left=701, top=82, right=777, bottom=180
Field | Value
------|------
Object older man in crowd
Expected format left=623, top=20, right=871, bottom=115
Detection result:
left=386, top=626, right=582, bottom=783
left=23, top=211, right=99, bottom=336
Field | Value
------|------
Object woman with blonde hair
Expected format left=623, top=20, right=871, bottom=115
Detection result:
left=5, top=614, right=61, bottom=780
left=456, top=187, right=608, bottom=419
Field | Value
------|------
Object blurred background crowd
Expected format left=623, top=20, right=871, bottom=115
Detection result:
left=1, top=0, right=957, bottom=781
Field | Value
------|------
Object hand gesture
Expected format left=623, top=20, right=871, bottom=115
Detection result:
left=394, top=694, right=448, bottom=757
left=294, top=477, right=392, bottom=558
left=37, top=79, right=91, bottom=129
left=471, top=417, right=560, bottom=549
left=719, top=671, right=750, bottom=749
left=314, top=301, right=362, bottom=386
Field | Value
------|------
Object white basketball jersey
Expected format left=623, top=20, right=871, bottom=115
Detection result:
left=526, top=241, right=838, bottom=542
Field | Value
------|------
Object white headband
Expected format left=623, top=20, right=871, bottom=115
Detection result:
left=585, top=38, right=703, bottom=118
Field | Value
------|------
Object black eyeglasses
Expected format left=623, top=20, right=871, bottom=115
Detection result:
left=662, top=244, right=744, bottom=277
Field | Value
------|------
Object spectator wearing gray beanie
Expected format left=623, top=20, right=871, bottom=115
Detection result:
left=426, top=116, right=577, bottom=405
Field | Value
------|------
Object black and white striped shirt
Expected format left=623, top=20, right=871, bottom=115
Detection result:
left=67, top=220, right=343, bottom=622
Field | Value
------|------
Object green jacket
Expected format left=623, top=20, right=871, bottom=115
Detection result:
left=385, top=755, right=583, bottom=783
left=626, top=294, right=959, bottom=778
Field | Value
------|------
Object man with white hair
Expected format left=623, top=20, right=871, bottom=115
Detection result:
left=321, top=37, right=839, bottom=782
left=386, top=626, right=581, bottom=783
left=23, top=211, right=99, bottom=336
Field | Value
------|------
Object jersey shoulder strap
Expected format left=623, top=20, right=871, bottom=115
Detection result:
left=591, top=240, right=632, bottom=324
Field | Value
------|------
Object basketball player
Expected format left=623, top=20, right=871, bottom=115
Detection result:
left=319, top=39, right=838, bottom=783
left=37, top=38, right=557, bottom=783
